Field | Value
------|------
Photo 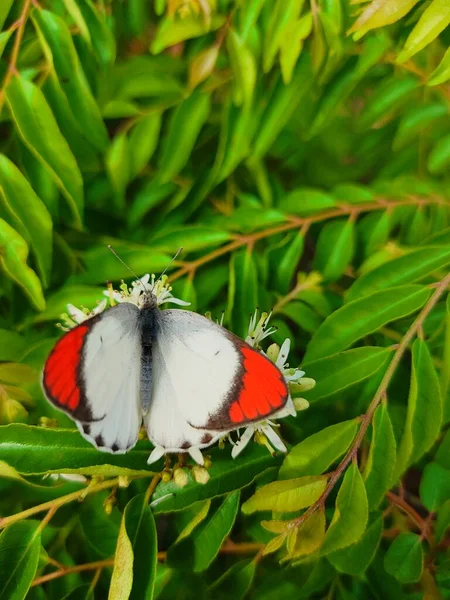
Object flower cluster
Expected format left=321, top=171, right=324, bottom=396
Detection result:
left=60, top=276, right=315, bottom=464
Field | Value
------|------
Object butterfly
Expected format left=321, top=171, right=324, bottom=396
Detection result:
left=42, top=270, right=290, bottom=465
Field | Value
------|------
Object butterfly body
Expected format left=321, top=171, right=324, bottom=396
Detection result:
left=42, top=290, right=289, bottom=463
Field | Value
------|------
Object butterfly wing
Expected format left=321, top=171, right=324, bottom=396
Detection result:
left=42, top=303, right=143, bottom=453
left=144, top=309, right=288, bottom=453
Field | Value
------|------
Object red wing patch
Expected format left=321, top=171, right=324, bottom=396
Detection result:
left=43, top=324, right=90, bottom=418
left=228, top=346, right=288, bottom=425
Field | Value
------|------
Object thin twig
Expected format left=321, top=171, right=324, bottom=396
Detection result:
left=291, top=270, right=450, bottom=529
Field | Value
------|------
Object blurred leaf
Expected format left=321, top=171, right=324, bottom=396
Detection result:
left=428, top=133, right=450, bottom=174
left=328, top=514, right=383, bottom=575
left=442, top=295, right=450, bottom=424
left=393, top=104, right=447, bottom=150
left=80, top=493, right=121, bottom=558
left=168, top=491, right=240, bottom=572
left=304, top=285, right=430, bottom=362
left=428, top=47, right=450, bottom=86
left=151, top=14, right=225, bottom=54
left=0, top=0, right=13, bottom=30
left=109, top=511, right=134, bottom=600
left=0, top=521, right=41, bottom=600
left=151, top=445, right=282, bottom=513
left=0, top=330, right=27, bottom=362
left=349, top=0, right=420, bottom=40
left=242, top=476, right=327, bottom=514
left=274, top=233, right=304, bottom=294
left=436, top=499, right=450, bottom=542
left=263, top=0, right=305, bottom=72
left=0, top=219, right=45, bottom=311
left=304, top=347, right=392, bottom=402
left=289, top=509, right=326, bottom=558
left=363, top=403, right=396, bottom=509
left=280, top=13, right=312, bottom=84
left=321, top=463, right=368, bottom=554
left=6, top=77, right=83, bottom=228
left=127, top=181, right=177, bottom=230
left=384, top=532, right=423, bottom=584
left=227, top=29, right=256, bottom=106
left=151, top=226, right=231, bottom=252
left=208, top=559, right=256, bottom=600
left=158, top=92, right=210, bottom=184
left=175, top=500, right=211, bottom=543
left=314, top=218, right=355, bottom=281
left=129, top=114, right=162, bottom=177
left=189, top=45, right=219, bottom=90
left=280, top=419, right=359, bottom=479
left=32, top=9, right=109, bottom=151
left=106, top=132, right=130, bottom=211
left=0, top=30, right=12, bottom=59
left=0, top=155, right=53, bottom=287
left=397, top=0, right=450, bottom=63
left=279, top=188, right=335, bottom=215
left=396, top=340, right=442, bottom=477
left=229, top=247, right=258, bottom=337
left=419, top=461, right=450, bottom=512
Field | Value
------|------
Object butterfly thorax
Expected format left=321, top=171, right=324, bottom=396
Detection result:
left=141, top=290, right=158, bottom=311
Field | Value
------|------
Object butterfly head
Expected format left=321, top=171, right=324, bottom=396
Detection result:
left=141, top=290, right=158, bottom=311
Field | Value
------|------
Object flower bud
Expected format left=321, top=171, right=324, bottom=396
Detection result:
left=294, top=398, right=310, bottom=412
left=173, top=467, right=189, bottom=488
left=192, top=466, right=210, bottom=485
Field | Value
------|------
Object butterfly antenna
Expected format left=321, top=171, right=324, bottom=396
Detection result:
left=107, top=245, right=149, bottom=290
left=151, top=247, right=183, bottom=290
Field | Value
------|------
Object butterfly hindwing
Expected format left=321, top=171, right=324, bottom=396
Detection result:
left=43, top=303, right=143, bottom=453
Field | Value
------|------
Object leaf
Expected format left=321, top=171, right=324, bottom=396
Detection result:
left=274, top=233, right=304, bottom=294
left=397, top=0, right=450, bottom=63
left=0, top=521, right=41, bottom=600
left=114, top=494, right=158, bottom=600
left=106, top=133, right=130, bottom=211
left=129, top=114, right=162, bottom=177
left=0, top=330, right=27, bottom=362
left=348, top=0, right=420, bottom=40
left=304, top=285, right=430, bottom=362
left=329, top=514, right=383, bottom=575
left=189, top=45, right=219, bottom=90
left=384, top=532, right=423, bottom=584
left=208, top=559, right=256, bottom=600
left=0, top=0, right=13, bottom=30
left=419, top=462, right=450, bottom=512
left=395, top=340, right=442, bottom=478
left=263, top=0, right=305, bottom=72
left=304, top=347, right=392, bottom=402
left=436, top=498, right=450, bottom=542
left=280, top=13, right=313, bottom=84
left=289, top=509, right=326, bottom=558
left=6, top=77, right=83, bottom=228
left=313, top=219, right=355, bottom=281
left=151, top=226, right=231, bottom=253
left=109, top=512, right=134, bottom=600
left=241, top=476, right=327, bottom=514
left=347, top=246, right=450, bottom=301
left=443, top=295, right=450, bottom=424
left=227, top=29, right=256, bottom=106
left=151, top=444, right=282, bottom=513
left=151, top=14, right=225, bottom=54
left=428, top=133, right=450, bottom=174
left=80, top=493, right=121, bottom=558
left=428, top=47, right=450, bottom=86
left=0, top=363, right=37, bottom=385
left=363, top=403, right=396, bottom=509
left=0, top=424, right=156, bottom=476
left=229, top=247, right=258, bottom=337
left=321, top=463, right=368, bottom=554
left=157, top=92, right=210, bottom=183
left=31, top=285, right=104, bottom=324
left=278, top=188, right=336, bottom=215
left=0, top=30, right=12, bottom=60
left=0, top=219, right=45, bottom=311
left=0, top=155, right=53, bottom=287
left=32, top=9, right=109, bottom=151
left=175, top=499, right=211, bottom=543
left=279, top=419, right=359, bottom=479
left=167, top=491, right=240, bottom=572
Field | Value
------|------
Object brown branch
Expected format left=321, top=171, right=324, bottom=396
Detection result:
left=291, top=270, right=450, bottom=530
left=0, top=0, right=33, bottom=112
left=170, top=196, right=447, bottom=282
left=386, top=492, right=429, bottom=534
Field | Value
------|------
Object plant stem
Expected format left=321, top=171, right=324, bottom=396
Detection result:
left=291, top=270, right=450, bottom=529
left=170, top=196, right=447, bottom=281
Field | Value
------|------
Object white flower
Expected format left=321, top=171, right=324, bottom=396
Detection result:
left=246, top=310, right=277, bottom=347
left=104, top=274, right=190, bottom=309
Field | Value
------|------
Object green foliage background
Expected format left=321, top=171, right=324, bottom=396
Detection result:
left=0, top=0, right=450, bottom=598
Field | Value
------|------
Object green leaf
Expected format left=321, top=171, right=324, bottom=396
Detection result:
left=106, top=133, right=130, bottom=211
left=436, top=498, right=450, bottom=542
left=151, top=14, right=225, bottom=54
left=30, top=285, right=104, bottom=324
left=152, top=445, right=282, bottom=513
left=263, top=0, right=305, bottom=72
left=347, top=246, right=450, bottom=301
left=427, top=133, right=450, bottom=174
left=313, top=218, right=355, bottom=281
left=328, top=514, right=383, bottom=575
left=393, top=104, right=447, bottom=151
left=321, top=463, right=368, bottom=554
left=114, top=494, right=158, bottom=600
left=229, top=247, right=258, bottom=337
left=304, top=347, right=392, bottom=402
left=167, top=491, right=240, bottom=572
left=0, top=30, right=12, bottom=60
left=0, top=424, right=156, bottom=476
left=0, top=330, right=27, bottom=362
left=304, top=285, right=430, bottom=362
left=419, top=461, right=450, bottom=512
left=32, top=9, right=109, bottom=151
left=151, top=226, right=231, bottom=253
left=208, top=559, right=256, bottom=600
left=363, top=403, right=396, bottom=509
left=280, top=419, right=359, bottom=479
left=127, top=181, right=177, bottom=229
left=442, top=295, right=450, bottom=424
left=0, top=155, right=53, bottom=287
left=189, top=45, right=219, bottom=90
left=428, top=47, right=450, bottom=86
left=384, top=532, right=423, bottom=584
left=397, top=0, right=450, bottom=63
left=0, top=521, right=41, bottom=600
left=80, top=493, right=121, bottom=558
left=0, top=0, right=13, bottom=30
left=280, top=13, right=312, bottom=84
left=0, top=219, right=45, bottom=311
left=279, top=188, right=335, bottom=215
left=274, top=233, right=304, bottom=294
left=175, top=499, right=211, bottom=543
left=129, top=114, right=162, bottom=177
left=242, top=476, right=327, bottom=514
left=349, top=0, right=420, bottom=40
left=158, top=92, right=210, bottom=183
left=6, top=77, right=83, bottom=228
left=396, top=340, right=442, bottom=477
left=227, top=29, right=256, bottom=106
left=289, top=509, right=326, bottom=558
